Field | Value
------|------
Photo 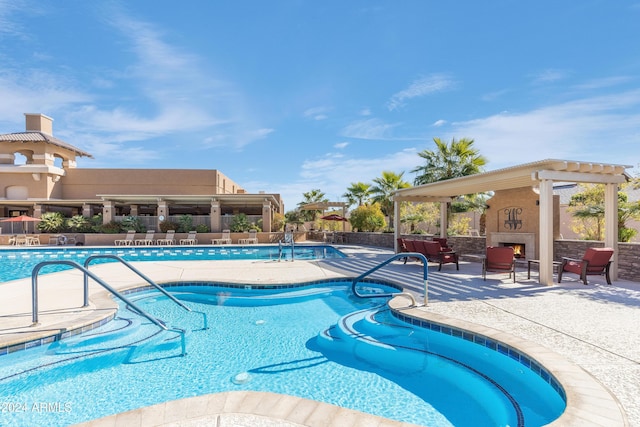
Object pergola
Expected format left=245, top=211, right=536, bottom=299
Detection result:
left=300, top=202, right=348, bottom=231
left=392, top=159, right=632, bottom=285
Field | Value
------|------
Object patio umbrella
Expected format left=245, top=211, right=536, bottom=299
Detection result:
left=1, top=215, right=42, bottom=234
left=320, top=214, right=348, bottom=221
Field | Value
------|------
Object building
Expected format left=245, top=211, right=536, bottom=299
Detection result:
left=0, top=113, right=283, bottom=232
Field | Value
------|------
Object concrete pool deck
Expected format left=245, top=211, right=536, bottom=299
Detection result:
left=0, top=244, right=638, bottom=426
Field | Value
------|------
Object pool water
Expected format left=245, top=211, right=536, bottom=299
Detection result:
left=0, top=244, right=344, bottom=283
left=0, top=282, right=565, bottom=427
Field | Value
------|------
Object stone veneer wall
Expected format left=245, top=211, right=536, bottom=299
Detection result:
left=337, top=232, right=640, bottom=282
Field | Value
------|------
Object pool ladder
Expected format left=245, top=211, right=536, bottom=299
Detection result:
left=350, top=252, right=429, bottom=306
left=278, top=231, right=295, bottom=261
left=30, top=256, right=202, bottom=356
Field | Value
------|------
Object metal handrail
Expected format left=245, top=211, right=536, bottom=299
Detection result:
left=278, top=232, right=295, bottom=262
left=83, top=254, right=208, bottom=330
left=351, top=252, right=429, bottom=306
left=31, top=260, right=187, bottom=355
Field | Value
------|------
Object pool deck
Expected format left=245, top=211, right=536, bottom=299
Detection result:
left=0, top=244, right=638, bottom=427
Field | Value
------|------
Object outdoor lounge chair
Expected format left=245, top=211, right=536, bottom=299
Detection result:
left=115, top=230, right=136, bottom=246
left=418, top=240, right=459, bottom=271
left=211, top=230, right=232, bottom=245
left=482, top=246, right=516, bottom=282
left=431, top=237, right=453, bottom=252
left=157, top=230, right=176, bottom=245
left=238, top=230, right=258, bottom=244
left=135, top=230, right=155, bottom=245
left=180, top=231, right=198, bottom=245
left=558, top=247, right=614, bottom=285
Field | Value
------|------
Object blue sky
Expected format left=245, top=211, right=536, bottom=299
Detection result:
left=1, top=1, right=639, bottom=209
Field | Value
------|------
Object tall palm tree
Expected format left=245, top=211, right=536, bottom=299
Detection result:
left=412, top=137, right=487, bottom=185
left=342, top=182, right=372, bottom=209
left=297, top=189, right=328, bottom=222
left=370, top=171, right=411, bottom=230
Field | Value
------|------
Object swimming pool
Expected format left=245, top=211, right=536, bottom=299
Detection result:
left=0, top=244, right=344, bottom=283
left=0, top=280, right=565, bottom=426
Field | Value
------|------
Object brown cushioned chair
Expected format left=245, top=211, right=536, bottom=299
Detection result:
left=558, top=247, right=613, bottom=285
left=482, top=246, right=516, bottom=282
left=417, top=240, right=459, bottom=271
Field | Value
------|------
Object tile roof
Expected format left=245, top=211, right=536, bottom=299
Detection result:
left=0, top=131, right=93, bottom=158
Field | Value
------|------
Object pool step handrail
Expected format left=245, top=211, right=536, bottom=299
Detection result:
left=83, top=254, right=208, bottom=330
left=31, top=260, right=187, bottom=356
left=351, top=252, right=429, bottom=306
left=278, top=231, right=295, bottom=261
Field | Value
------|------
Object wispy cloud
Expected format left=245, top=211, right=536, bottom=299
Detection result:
left=387, top=74, right=456, bottom=111
left=303, top=106, right=330, bottom=120
left=449, top=89, right=640, bottom=168
left=530, top=69, right=569, bottom=84
left=432, top=119, right=446, bottom=127
left=340, top=118, right=399, bottom=140
left=334, top=141, right=349, bottom=149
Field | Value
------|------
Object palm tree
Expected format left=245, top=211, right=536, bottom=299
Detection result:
left=342, top=182, right=372, bottom=209
left=412, top=137, right=487, bottom=185
left=370, top=171, right=411, bottom=230
left=297, top=189, right=328, bottom=222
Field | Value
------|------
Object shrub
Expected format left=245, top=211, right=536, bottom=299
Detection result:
left=120, top=216, right=146, bottom=232
left=98, top=220, right=123, bottom=234
left=349, top=204, right=386, bottom=232
left=159, top=220, right=180, bottom=232
left=37, top=212, right=66, bottom=233
left=195, top=223, right=210, bottom=233
left=230, top=213, right=251, bottom=232
left=66, top=215, right=92, bottom=233
left=178, top=215, right=194, bottom=233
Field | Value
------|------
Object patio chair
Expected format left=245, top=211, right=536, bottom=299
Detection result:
left=418, top=240, right=459, bottom=271
left=239, top=230, right=258, bottom=244
left=431, top=237, right=453, bottom=252
left=115, top=230, right=136, bottom=246
left=180, top=231, right=198, bottom=245
left=157, top=230, right=176, bottom=245
left=211, top=229, right=232, bottom=245
left=482, top=246, right=516, bottom=282
left=135, top=230, right=156, bottom=246
left=401, top=239, right=422, bottom=264
left=558, top=247, right=614, bottom=285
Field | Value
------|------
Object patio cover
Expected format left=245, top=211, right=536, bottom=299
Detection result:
left=392, top=159, right=632, bottom=285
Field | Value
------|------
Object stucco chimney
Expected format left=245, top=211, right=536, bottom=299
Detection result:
left=25, top=113, right=54, bottom=135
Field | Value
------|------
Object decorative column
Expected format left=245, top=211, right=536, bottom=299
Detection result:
left=82, top=204, right=92, bottom=218
left=156, top=200, right=168, bottom=230
left=538, top=179, right=554, bottom=285
left=262, top=200, right=272, bottom=232
left=33, top=204, right=43, bottom=218
left=210, top=199, right=221, bottom=232
left=130, top=204, right=139, bottom=216
left=102, top=201, right=114, bottom=224
left=604, top=183, right=619, bottom=280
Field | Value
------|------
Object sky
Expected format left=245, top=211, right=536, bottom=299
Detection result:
left=1, top=1, right=639, bottom=209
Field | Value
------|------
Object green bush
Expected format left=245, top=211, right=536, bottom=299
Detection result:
left=98, top=220, right=123, bottom=234
left=178, top=215, right=194, bottom=233
left=120, top=216, right=146, bottom=232
left=195, top=223, right=210, bottom=233
left=37, top=212, right=66, bottom=233
left=230, top=213, right=251, bottom=232
left=349, top=204, right=386, bottom=232
left=159, top=220, right=180, bottom=232
left=67, top=215, right=92, bottom=233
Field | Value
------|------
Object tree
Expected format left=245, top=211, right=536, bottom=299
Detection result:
left=370, top=171, right=411, bottom=230
left=349, top=204, right=386, bottom=232
left=297, top=189, right=328, bottom=222
left=568, top=183, right=640, bottom=242
left=412, top=137, right=487, bottom=185
left=342, top=182, right=372, bottom=209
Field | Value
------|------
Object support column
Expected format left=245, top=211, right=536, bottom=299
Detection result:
left=538, top=179, right=554, bottom=285
left=210, top=200, right=221, bottom=232
left=102, top=201, right=114, bottom=224
left=130, top=205, right=139, bottom=216
left=33, top=204, right=43, bottom=218
left=439, top=202, right=448, bottom=238
left=82, top=204, right=92, bottom=218
left=262, top=200, right=272, bottom=232
left=393, top=199, right=400, bottom=252
left=604, top=183, right=619, bottom=280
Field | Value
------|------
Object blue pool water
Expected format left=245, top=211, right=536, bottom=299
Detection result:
left=0, top=282, right=565, bottom=427
left=0, top=244, right=344, bottom=283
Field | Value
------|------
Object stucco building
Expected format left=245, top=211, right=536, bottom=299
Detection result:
left=0, top=113, right=283, bottom=232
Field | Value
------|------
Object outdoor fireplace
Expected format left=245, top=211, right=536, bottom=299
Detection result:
left=500, top=243, right=525, bottom=258
left=489, top=232, right=536, bottom=260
